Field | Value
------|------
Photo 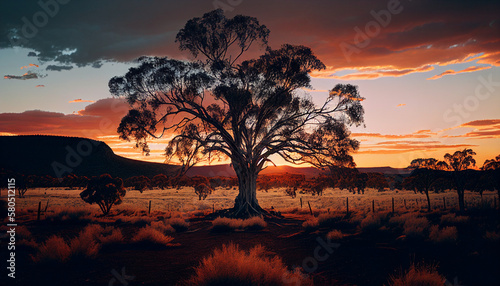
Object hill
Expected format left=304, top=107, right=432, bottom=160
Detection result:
left=0, top=135, right=179, bottom=179
left=0, top=135, right=410, bottom=179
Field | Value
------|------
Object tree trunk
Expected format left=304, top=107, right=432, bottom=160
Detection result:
left=452, top=172, right=466, bottom=212
left=457, top=188, right=465, bottom=212
left=425, top=189, right=431, bottom=212
left=232, top=162, right=263, bottom=218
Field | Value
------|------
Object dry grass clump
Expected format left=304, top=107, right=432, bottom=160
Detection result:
left=184, top=243, right=312, bottom=286
left=327, top=229, right=344, bottom=240
left=386, top=263, right=445, bottom=286
left=360, top=214, right=383, bottom=231
left=150, top=220, right=176, bottom=234
left=45, top=206, right=92, bottom=222
left=388, top=212, right=419, bottom=226
left=115, top=215, right=154, bottom=226
left=429, top=225, right=458, bottom=243
left=403, top=216, right=429, bottom=237
left=68, top=224, right=102, bottom=258
left=165, top=217, right=189, bottom=232
left=132, top=225, right=175, bottom=246
left=32, top=224, right=125, bottom=263
left=440, top=213, right=469, bottom=225
left=484, top=231, right=500, bottom=242
left=212, top=217, right=267, bottom=232
left=32, top=235, right=72, bottom=263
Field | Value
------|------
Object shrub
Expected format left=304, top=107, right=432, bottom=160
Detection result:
left=440, top=213, right=469, bottom=225
left=132, top=226, right=175, bottom=246
left=484, top=231, right=500, bottom=242
left=327, top=229, right=344, bottom=240
left=429, top=225, right=457, bottom=243
left=32, top=235, right=72, bottom=263
left=360, top=214, right=382, bottom=231
left=150, top=220, right=176, bottom=234
left=98, top=226, right=124, bottom=246
left=184, top=243, right=312, bottom=286
left=69, top=225, right=101, bottom=258
left=212, top=217, right=267, bottom=232
left=45, top=207, right=92, bottom=222
left=403, top=216, right=429, bottom=237
left=386, top=263, right=445, bottom=286
left=166, top=217, right=189, bottom=232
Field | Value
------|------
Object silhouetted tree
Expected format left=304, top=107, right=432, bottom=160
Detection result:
left=194, top=183, right=213, bottom=200
left=482, top=154, right=500, bottom=171
left=407, top=158, right=448, bottom=212
left=110, top=10, right=364, bottom=217
left=152, top=174, right=170, bottom=189
left=444, top=148, right=476, bottom=211
left=80, top=174, right=126, bottom=215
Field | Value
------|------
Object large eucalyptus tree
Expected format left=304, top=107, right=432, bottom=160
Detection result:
left=110, top=10, right=364, bottom=217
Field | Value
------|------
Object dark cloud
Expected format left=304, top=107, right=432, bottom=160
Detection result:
left=4, top=71, right=39, bottom=80
left=27, top=51, right=37, bottom=57
left=46, top=65, right=73, bottom=71
left=0, top=0, right=498, bottom=75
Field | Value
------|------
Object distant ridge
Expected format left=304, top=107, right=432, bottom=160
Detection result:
left=186, top=164, right=410, bottom=177
left=0, top=135, right=179, bottom=178
left=0, top=135, right=410, bottom=178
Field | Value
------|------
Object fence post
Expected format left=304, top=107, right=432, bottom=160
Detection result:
left=37, top=201, right=41, bottom=221
left=346, top=197, right=349, bottom=215
left=404, top=199, right=406, bottom=209
left=372, top=200, right=375, bottom=213
left=392, top=197, right=395, bottom=214
left=443, top=197, right=446, bottom=210
left=300, top=197, right=303, bottom=208
left=44, top=199, right=49, bottom=213
left=308, top=201, right=313, bottom=216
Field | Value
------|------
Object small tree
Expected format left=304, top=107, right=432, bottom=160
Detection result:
left=152, top=174, right=170, bottom=189
left=481, top=154, right=500, bottom=171
left=444, top=149, right=476, bottom=211
left=194, top=183, right=214, bottom=200
left=407, top=158, right=448, bottom=212
left=80, top=174, right=126, bottom=215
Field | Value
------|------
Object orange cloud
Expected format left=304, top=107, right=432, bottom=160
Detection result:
left=20, top=64, right=39, bottom=69
left=357, top=141, right=477, bottom=155
left=35, top=85, right=45, bottom=88
left=443, top=119, right=500, bottom=139
left=352, top=129, right=436, bottom=139
left=69, top=99, right=95, bottom=103
left=396, top=103, right=406, bottom=107
left=427, top=66, right=492, bottom=80
left=0, top=98, right=129, bottom=139
left=312, top=65, right=434, bottom=80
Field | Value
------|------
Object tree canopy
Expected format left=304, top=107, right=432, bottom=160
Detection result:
left=109, top=10, right=364, bottom=217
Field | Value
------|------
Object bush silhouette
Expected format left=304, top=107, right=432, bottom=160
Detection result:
left=80, top=174, right=126, bottom=215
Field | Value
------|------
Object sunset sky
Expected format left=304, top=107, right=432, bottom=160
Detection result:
left=0, top=0, right=499, bottom=168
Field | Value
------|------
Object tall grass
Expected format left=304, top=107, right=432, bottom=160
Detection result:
left=386, top=263, right=445, bottom=286
left=212, top=217, right=267, bottom=232
left=184, top=243, right=312, bottom=286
